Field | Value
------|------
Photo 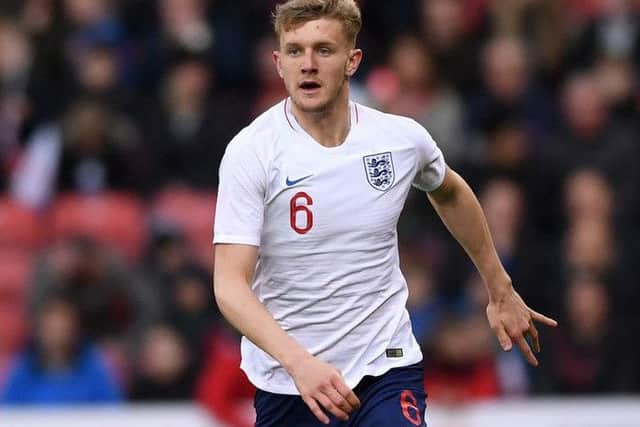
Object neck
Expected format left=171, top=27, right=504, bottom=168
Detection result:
left=291, top=89, right=351, bottom=148
left=42, top=348, right=72, bottom=371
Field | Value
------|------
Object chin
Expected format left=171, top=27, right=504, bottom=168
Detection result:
left=292, top=95, right=332, bottom=113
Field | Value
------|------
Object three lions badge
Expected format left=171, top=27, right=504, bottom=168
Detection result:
left=363, top=152, right=395, bottom=191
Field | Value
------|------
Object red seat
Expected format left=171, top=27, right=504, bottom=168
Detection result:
left=0, top=298, right=28, bottom=356
left=50, top=192, right=147, bottom=261
left=0, top=196, right=45, bottom=250
left=0, top=249, right=31, bottom=356
left=150, top=186, right=216, bottom=268
left=0, top=248, right=33, bottom=295
left=0, top=352, right=10, bottom=387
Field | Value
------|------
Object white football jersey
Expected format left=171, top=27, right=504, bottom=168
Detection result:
left=214, top=98, right=446, bottom=394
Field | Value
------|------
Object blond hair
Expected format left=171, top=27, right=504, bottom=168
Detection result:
left=273, top=0, right=362, bottom=46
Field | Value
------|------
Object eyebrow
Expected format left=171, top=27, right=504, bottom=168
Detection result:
left=283, top=41, right=337, bottom=49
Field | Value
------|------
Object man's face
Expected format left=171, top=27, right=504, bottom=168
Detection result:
left=274, top=18, right=361, bottom=113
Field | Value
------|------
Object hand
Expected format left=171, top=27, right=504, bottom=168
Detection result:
left=486, top=287, right=558, bottom=366
left=287, top=353, right=361, bottom=424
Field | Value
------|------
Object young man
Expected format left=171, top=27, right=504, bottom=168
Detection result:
left=213, top=1, right=557, bottom=425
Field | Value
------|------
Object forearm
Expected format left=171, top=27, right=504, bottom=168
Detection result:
left=428, top=169, right=511, bottom=299
left=214, top=251, right=310, bottom=371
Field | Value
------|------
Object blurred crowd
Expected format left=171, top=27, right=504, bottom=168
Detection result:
left=0, top=0, right=639, bottom=425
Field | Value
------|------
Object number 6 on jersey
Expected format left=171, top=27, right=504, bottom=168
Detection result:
left=290, top=192, right=313, bottom=234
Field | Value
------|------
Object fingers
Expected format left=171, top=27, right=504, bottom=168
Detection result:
left=302, top=396, right=330, bottom=425
left=528, top=322, right=540, bottom=353
left=293, top=359, right=360, bottom=425
left=316, top=393, right=350, bottom=421
left=530, top=309, right=558, bottom=327
left=303, top=377, right=358, bottom=424
left=325, top=386, right=355, bottom=415
left=331, top=376, right=361, bottom=409
left=487, top=293, right=555, bottom=366
left=493, top=325, right=513, bottom=351
left=495, top=317, right=543, bottom=366
left=516, top=335, right=538, bottom=366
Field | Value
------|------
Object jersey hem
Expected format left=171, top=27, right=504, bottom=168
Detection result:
left=243, top=354, right=424, bottom=395
left=213, top=234, right=260, bottom=246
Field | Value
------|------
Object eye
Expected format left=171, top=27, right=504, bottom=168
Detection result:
left=287, top=47, right=301, bottom=56
left=318, top=47, right=332, bottom=56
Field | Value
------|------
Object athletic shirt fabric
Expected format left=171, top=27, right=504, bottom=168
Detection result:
left=213, top=98, right=447, bottom=394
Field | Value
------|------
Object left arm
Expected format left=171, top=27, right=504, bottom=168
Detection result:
left=428, top=167, right=557, bottom=366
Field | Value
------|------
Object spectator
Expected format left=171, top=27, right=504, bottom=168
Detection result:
left=158, top=0, right=213, bottom=56
left=564, top=219, right=616, bottom=283
left=568, top=0, right=640, bottom=71
left=593, top=56, right=638, bottom=125
left=423, top=311, right=500, bottom=403
left=534, top=273, right=639, bottom=393
left=135, top=0, right=214, bottom=91
left=477, top=115, right=532, bottom=185
left=468, top=36, right=556, bottom=142
left=420, top=0, right=485, bottom=96
left=13, top=98, right=147, bottom=205
left=166, top=265, right=219, bottom=367
left=1, top=292, right=122, bottom=405
left=62, top=0, right=126, bottom=57
left=56, top=99, right=146, bottom=194
left=487, top=0, right=569, bottom=84
left=142, top=224, right=192, bottom=313
left=381, top=34, right=466, bottom=165
left=0, top=21, right=33, bottom=189
left=564, top=168, right=614, bottom=225
left=141, top=54, right=247, bottom=189
left=30, top=237, right=160, bottom=346
left=562, top=168, right=639, bottom=324
left=400, top=245, right=442, bottom=346
left=196, top=326, right=256, bottom=427
left=68, top=43, right=133, bottom=113
left=129, top=324, right=197, bottom=401
left=540, top=72, right=639, bottom=225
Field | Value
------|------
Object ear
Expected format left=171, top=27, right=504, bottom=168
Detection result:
left=273, top=50, right=284, bottom=79
left=345, top=49, right=363, bottom=77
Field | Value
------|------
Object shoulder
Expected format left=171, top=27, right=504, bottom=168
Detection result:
left=355, top=103, right=430, bottom=140
left=218, top=102, right=285, bottom=179
left=3, top=351, right=36, bottom=381
left=77, top=344, right=110, bottom=371
left=356, top=104, right=442, bottom=168
left=225, top=101, right=283, bottom=155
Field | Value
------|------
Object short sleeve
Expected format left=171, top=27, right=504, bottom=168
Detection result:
left=409, top=120, right=447, bottom=192
left=213, top=135, right=266, bottom=246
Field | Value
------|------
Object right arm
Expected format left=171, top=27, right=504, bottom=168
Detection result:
left=213, top=244, right=360, bottom=424
left=213, top=243, right=309, bottom=378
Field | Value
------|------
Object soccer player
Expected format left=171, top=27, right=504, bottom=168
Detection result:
left=213, top=1, right=558, bottom=425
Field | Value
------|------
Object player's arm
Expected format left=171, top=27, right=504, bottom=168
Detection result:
left=427, top=166, right=557, bottom=366
left=213, top=243, right=360, bottom=424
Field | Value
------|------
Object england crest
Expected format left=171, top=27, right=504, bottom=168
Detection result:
left=363, top=152, right=395, bottom=191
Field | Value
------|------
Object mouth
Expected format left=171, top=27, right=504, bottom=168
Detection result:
left=298, top=80, right=322, bottom=93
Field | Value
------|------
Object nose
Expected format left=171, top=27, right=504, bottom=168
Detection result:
left=301, top=48, right=318, bottom=74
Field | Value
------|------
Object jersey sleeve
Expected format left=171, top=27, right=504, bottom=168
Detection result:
left=213, top=134, right=266, bottom=246
left=408, top=119, right=447, bottom=192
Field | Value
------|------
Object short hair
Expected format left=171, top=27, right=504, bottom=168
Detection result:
left=273, top=0, right=362, bottom=46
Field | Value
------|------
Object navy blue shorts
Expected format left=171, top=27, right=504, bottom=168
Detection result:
left=254, top=362, right=427, bottom=427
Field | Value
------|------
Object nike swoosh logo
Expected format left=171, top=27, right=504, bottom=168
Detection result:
left=286, top=174, right=313, bottom=186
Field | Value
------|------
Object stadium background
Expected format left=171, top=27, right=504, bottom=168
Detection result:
left=0, top=0, right=639, bottom=425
